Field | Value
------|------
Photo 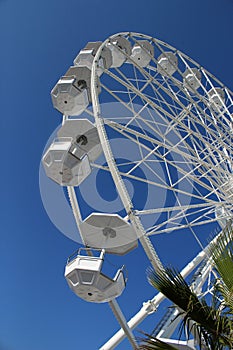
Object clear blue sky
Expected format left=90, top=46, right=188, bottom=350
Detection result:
left=1, top=0, right=233, bottom=349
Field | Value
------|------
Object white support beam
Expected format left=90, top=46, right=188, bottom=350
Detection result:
left=108, top=299, right=139, bottom=350
left=99, top=230, right=221, bottom=350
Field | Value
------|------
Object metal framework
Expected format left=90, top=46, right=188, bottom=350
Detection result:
left=42, top=32, right=233, bottom=349
left=90, top=34, right=233, bottom=347
left=99, top=232, right=220, bottom=349
left=90, top=33, right=233, bottom=239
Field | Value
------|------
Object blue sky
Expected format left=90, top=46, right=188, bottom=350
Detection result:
left=1, top=0, right=233, bottom=349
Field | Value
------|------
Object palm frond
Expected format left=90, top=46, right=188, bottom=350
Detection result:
left=139, top=333, right=179, bottom=350
left=207, top=221, right=233, bottom=313
left=147, top=267, right=233, bottom=348
left=140, top=223, right=233, bottom=349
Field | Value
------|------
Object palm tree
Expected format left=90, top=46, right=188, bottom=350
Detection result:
left=139, top=222, right=233, bottom=350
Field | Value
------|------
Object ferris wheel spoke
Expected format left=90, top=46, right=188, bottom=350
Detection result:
left=147, top=216, right=222, bottom=236
left=92, top=161, right=229, bottom=208
left=146, top=50, right=232, bottom=142
left=103, top=70, right=233, bottom=170
left=102, top=68, right=179, bottom=122
left=135, top=201, right=221, bottom=216
left=99, top=126, right=230, bottom=206
left=115, top=134, right=229, bottom=203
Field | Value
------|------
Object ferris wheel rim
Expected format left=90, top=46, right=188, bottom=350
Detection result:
left=90, top=33, right=169, bottom=271
left=89, top=32, right=233, bottom=244
left=93, top=31, right=233, bottom=93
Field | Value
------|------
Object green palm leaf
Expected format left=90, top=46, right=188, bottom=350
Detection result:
left=139, top=333, right=179, bottom=350
left=207, top=222, right=233, bottom=314
left=140, top=224, right=233, bottom=349
left=147, top=267, right=232, bottom=348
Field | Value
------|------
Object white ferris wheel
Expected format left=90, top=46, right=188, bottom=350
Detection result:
left=41, top=32, right=233, bottom=349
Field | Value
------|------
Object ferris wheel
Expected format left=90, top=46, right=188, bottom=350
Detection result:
left=41, top=32, right=233, bottom=349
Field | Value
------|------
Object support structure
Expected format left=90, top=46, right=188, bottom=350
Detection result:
left=99, top=231, right=221, bottom=349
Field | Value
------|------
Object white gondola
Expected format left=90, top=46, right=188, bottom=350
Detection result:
left=58, top=119, right=102, bottom=162
left=43, top=119, right=102, bottom=186
left=183, top=68, right=202, bottom=90
left=157, top=52, right=178, bottom=76
left=65, top=248, right=127, bottom=303
left=130, top=40, right=154, bottom=67
left=80, top=213, right=138, bottom=255
left=208, top=87, right=225, bottom=111
left=73, top=41, right=112, bottom=76
left=51, top=66, right=101, bottom=116
left=107, top=36, right=131, bottom=68
left=51, top=76, right=89, bottom=116
left=42, top=137, right=91, bottom=186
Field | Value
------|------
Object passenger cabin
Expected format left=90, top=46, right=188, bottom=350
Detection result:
left=65, top=249, right=127, bottom=303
